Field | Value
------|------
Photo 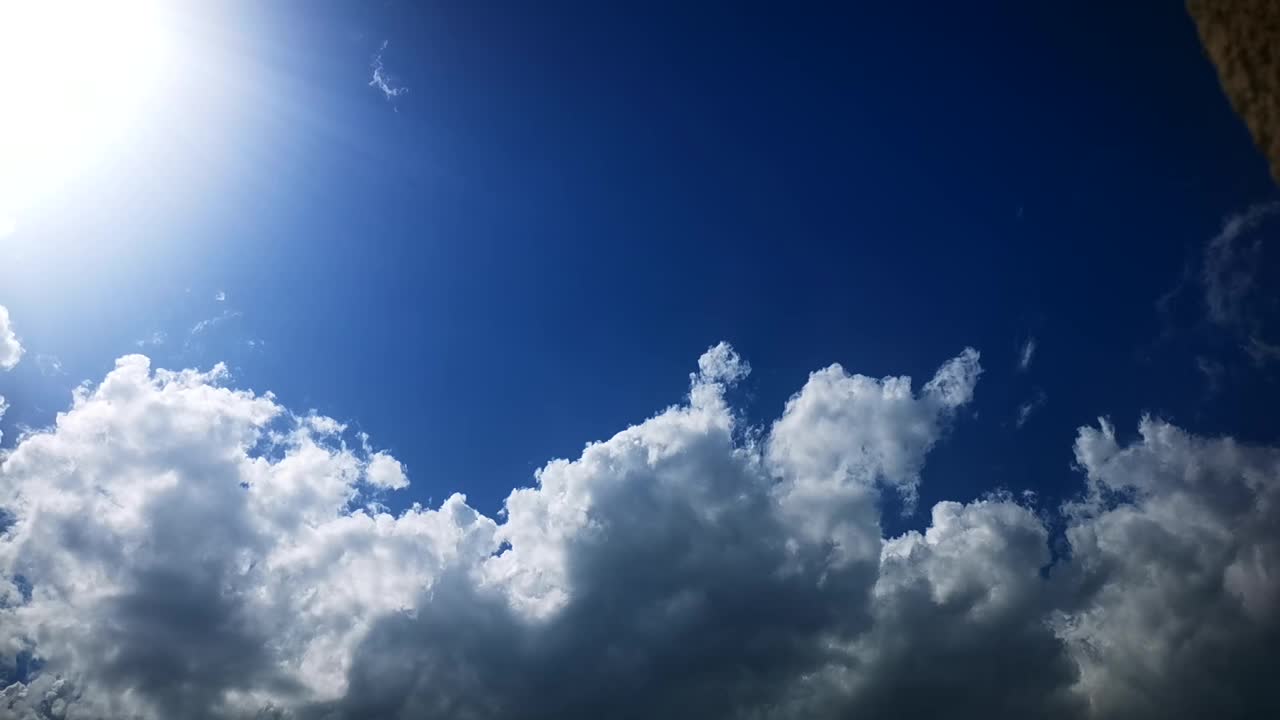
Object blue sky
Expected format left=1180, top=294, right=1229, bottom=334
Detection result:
left=1, top=3, right=1280, bottom=717
left=3, top=2, right=1274, bottom=520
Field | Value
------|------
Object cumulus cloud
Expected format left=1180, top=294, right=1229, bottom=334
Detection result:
left=0, top=356, right=481, bottom=719
left=365, top=453, right=408, bottom=490
left=0, top=344, right=1276, bottom=719
left=767, top=346, right=980, bottom=520
left=0, top=307, right=21, bottom=440
left=818, top=497, right=1085, bottom=719
left=368, top=41, right=408, bottom=102
left=1056, top=418, right=1280, bottom=718
left=0, top=306, right=21, bottom=371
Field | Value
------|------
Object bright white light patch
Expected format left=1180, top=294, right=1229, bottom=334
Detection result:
left=0, top=0, right=170, bottom=232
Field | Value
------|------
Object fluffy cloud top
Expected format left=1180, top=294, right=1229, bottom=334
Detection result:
left=0, top=343, right=1276, bottom=719
left=1059, top=418, right=1280, bottom=718
left=365, top=453, right=408, bottom=490
left=0, top=304, right=21, bottom=446
left=0, top=306, right=21, bottom=371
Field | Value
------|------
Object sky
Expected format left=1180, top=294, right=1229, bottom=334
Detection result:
left=1, top=2, right=1279, bottom=719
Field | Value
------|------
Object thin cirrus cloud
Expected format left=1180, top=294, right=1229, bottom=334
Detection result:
left=1158, top=201, right=1280, bottom=367
left=1018, top=336, right=1036, bottom=371
left=0, top=331, right=1276, bottom=719
left=1016, top=388, right=1048, bottom=428
left=135, top=330, right=167, bottom=348
left=34, top=355, right=63, bottom=378
left=368, top=40, right=408, bottom=102
left=1202, top=201, right=1280, bottom=363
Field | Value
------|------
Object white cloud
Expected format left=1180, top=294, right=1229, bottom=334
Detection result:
left=0, top=306, right=10, bottom=440
left=767, top=346, right=980, bottom=525
left=0, top=305, right=22, bottom=371
left=1054, top=417, right=1280, bottom=718
left=190, top=311, right=241, bottom=338
left=0, top=355, right=475, bottom=717
left=215, top=291, right=227, bottom=303
left=366, top=452, right=408, bottom=490
left=819, top=497, right=1085, bottom=718
left=1018, top=336, right=1036, bottom=371
left=368, top=41, right=408, bottom=102
left=0, top=344, right=1276, bottom=719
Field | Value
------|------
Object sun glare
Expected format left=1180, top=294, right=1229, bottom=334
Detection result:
left=0, top=0, right=171, bottom=235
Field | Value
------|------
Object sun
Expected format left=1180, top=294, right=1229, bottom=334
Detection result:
left=0, top=0, right=171, bottom=235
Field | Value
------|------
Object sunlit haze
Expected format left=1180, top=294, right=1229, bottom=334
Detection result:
left=0, top=0, right=171, bottom=235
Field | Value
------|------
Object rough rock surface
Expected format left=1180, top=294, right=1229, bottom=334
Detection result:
left=1189, top=0, right=1280, bottom=184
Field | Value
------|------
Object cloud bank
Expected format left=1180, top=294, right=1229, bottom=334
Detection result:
left=0, top=343, right=1276, bottom=719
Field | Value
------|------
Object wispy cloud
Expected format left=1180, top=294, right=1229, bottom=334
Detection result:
left=1196, top=356, right=1225, bottom=395
left=215, top=290, right=226, bottom=303
left=369, top=40, right=408, bottom=102
left=189, top=310, right=241, bottom=338
left=1017, top=337, right=1036, bottom=371
left=135, top=330, right=167, bottom=348
left=35, top=353, right=65, bottom=377
left=1176, top=200, right=1280, bottom=365
left=182, top=309, right=248, bottom=359
left=1015, top=389, right=1047, bottom=428
left=1204, top=202, right=1279, bottom=331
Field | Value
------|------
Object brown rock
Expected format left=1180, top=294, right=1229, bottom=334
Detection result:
left=1188, top=0, right=1280, bottom=184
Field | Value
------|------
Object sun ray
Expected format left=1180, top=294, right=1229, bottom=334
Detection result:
left=0, top=0, right=171, bottom=234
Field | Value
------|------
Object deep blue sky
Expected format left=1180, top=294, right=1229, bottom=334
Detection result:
left=2, top=1, right=1277, bottom=526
